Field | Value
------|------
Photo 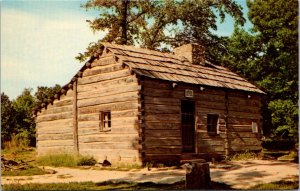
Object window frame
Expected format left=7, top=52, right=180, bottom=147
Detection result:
left=206, top=114, right=219, bottom=135
left=100, top=111, right=111, bottom=132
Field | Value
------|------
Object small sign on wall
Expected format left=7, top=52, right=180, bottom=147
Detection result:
left=185, top=89, right=194, bottom=98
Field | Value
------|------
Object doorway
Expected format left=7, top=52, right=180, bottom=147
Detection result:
left=181, top=100, right=195, bottom=153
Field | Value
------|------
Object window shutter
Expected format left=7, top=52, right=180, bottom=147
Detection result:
left=99, top=112, right=103, bottom=131
left=252, top=122, right=258, bottom=133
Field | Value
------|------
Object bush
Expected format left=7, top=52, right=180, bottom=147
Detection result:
left=262, top=138, right=295, bottom=150
left=36, top=153, right=78, bottom=167
left=77, top=156, right=97, bottom=166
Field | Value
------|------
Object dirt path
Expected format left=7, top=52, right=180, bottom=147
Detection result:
left=1, top=160, right=298, bottom=189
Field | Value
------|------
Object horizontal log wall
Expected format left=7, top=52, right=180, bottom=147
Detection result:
left=142, top=78, right=262, bottom=162
left=227, top=91, right=262, bottom=152
left=36, top=90, right=74, bottom=155
left=77, top=56, right=141, bottom=164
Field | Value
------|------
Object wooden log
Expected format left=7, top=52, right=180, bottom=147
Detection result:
left=79, top=142, right=138, bottom=150
left=78, top=101, right=139, bottom=114
left=79, top=149, right=139, bottom=158
left=77, top=84, right=140, bottom=100
left=144, top=114, right=180, bottom=122
left=229, top=138, right=261, bottom=146
left=198, top=139, right=224, bottom=146
left=78, top=69, right=131, bottom=85
left=197, top=145, right=224, bottom=152
left=144, top=129, right=181, bottom=137
left=144, top=96, right=180, bottom=105
left=111, top=110, right=139, bottom=118
left=37, top=146, right=74, bottom=155
left=73, top=80, right=79, bottom=155
left=36, top=112, right=73, bottom=123
left=90, top=56, right=116, bottom=67
left=37, top=119, right=73, bottom=128
left=38, top=140, right=74, bottom=147
left=185, top=162, right=211, bottom=189
left=38, top=133, right=73, bottom=141
left=196, top=100, right=226, bottom=110
left=78, top=134, right=138, bottom=143
left=39, top=105, right=73, bottom=115
left=227, top=132, right=262, bottom=139
left=145, top=138, right=181, bottom=146
left=37, top=126, right=73, bottom=135
left=53, top=99, right=73, bottom=107
left=145, top=122, right=181, bottom=130
left=144, top=147, right=182, bottom=154
left=82, top=64, right=123, bottom=77
left=144, top=104, right=180, bottom=114
left=77, top=92, right=139, bottom=108
left=77, top=76, right=137, bottom=93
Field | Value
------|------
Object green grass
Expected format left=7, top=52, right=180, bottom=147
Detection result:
left=1, top=180, right=233, bottom=190
left=2, top=166, right=46, bottom=176
left=36, top=153, right=78, bottom=167
left=249, top=180, right=299, bottom=190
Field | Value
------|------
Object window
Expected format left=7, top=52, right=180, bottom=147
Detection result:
left=100, top=111, right=111, bottom=131
left=207, top=114, right=219, bottom=135
left=252, top=122, right=258, bottom=133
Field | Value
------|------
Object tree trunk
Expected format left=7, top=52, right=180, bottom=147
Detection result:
left=121, top=0, right=129, bottom=45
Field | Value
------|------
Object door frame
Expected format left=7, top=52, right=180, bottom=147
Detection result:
left=181, top=99, right=197, bottom=153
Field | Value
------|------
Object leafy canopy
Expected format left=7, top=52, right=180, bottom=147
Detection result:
left=223, top=0, right=298, bottom=139
left=77, top=0, right=245, bottom=62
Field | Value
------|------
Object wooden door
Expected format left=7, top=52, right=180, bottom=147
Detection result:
left=181, top=100, right=195, bottom=153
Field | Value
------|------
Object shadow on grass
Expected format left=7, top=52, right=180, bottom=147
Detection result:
left=2, top=180, right=234, bottom=190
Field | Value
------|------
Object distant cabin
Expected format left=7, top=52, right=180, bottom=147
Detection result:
left=34, top=43, right=265, bottom=165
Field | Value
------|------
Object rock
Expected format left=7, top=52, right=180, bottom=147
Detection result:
left=102, top=160, right=111, bottom=167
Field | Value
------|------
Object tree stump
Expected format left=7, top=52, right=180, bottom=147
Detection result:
left=184, top=161, right=211, bottom=189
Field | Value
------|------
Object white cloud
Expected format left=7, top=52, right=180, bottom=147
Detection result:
left=1, top=5, right=107, bottom=99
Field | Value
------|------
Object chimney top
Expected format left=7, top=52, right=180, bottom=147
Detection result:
left=173, top=43, right=205, bottom=65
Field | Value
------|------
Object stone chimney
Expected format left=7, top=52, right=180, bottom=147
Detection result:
left=173, top=43, right=205, bottom=65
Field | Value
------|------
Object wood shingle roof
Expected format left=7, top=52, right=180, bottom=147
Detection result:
left=102, top=43, right=265, bottom=94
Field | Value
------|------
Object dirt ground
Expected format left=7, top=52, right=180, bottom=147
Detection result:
left=1, top=160, right=298, bottom=189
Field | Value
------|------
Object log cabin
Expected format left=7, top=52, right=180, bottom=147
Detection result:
left=34, top=43, right=265, bottom=165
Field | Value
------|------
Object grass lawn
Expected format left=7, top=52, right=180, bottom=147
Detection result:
left=1, top=180, right=234, bottom=190
left=1, top=147, right=48, bottom=176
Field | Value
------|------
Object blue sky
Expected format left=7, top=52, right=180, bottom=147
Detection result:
left=1, top=0, right=252, bottom=100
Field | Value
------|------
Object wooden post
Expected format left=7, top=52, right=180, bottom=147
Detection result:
left=73, top=80, right=79, bottom=155
left=184, top=161, right=211, bottom=189
left=224, top=91, right=229, bottom=160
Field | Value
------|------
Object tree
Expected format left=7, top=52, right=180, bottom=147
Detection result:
left=34, top=84, right=61, bottom=109
left=13, top=88, right=36, bottom=146
left=77, top=0, right=246, bottom=63
left=1, top=93, right=17, bottom=145
left=223, top=0, right=298, bottom=139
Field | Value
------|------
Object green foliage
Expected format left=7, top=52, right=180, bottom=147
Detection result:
left=1, top=92, right=17, bottom=146
left=249, top=180, right=299, bottom=190
left=223, top=0, right=298, bottom=140
left=77, top=156, right=97, bottom=166
left=34, top=84, right=61, bottom=109
left=78, top=0, right=245, bottom=62
left=12, top=88, right=36, bottom=147
left=36, top=153, right=78, bottom=167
